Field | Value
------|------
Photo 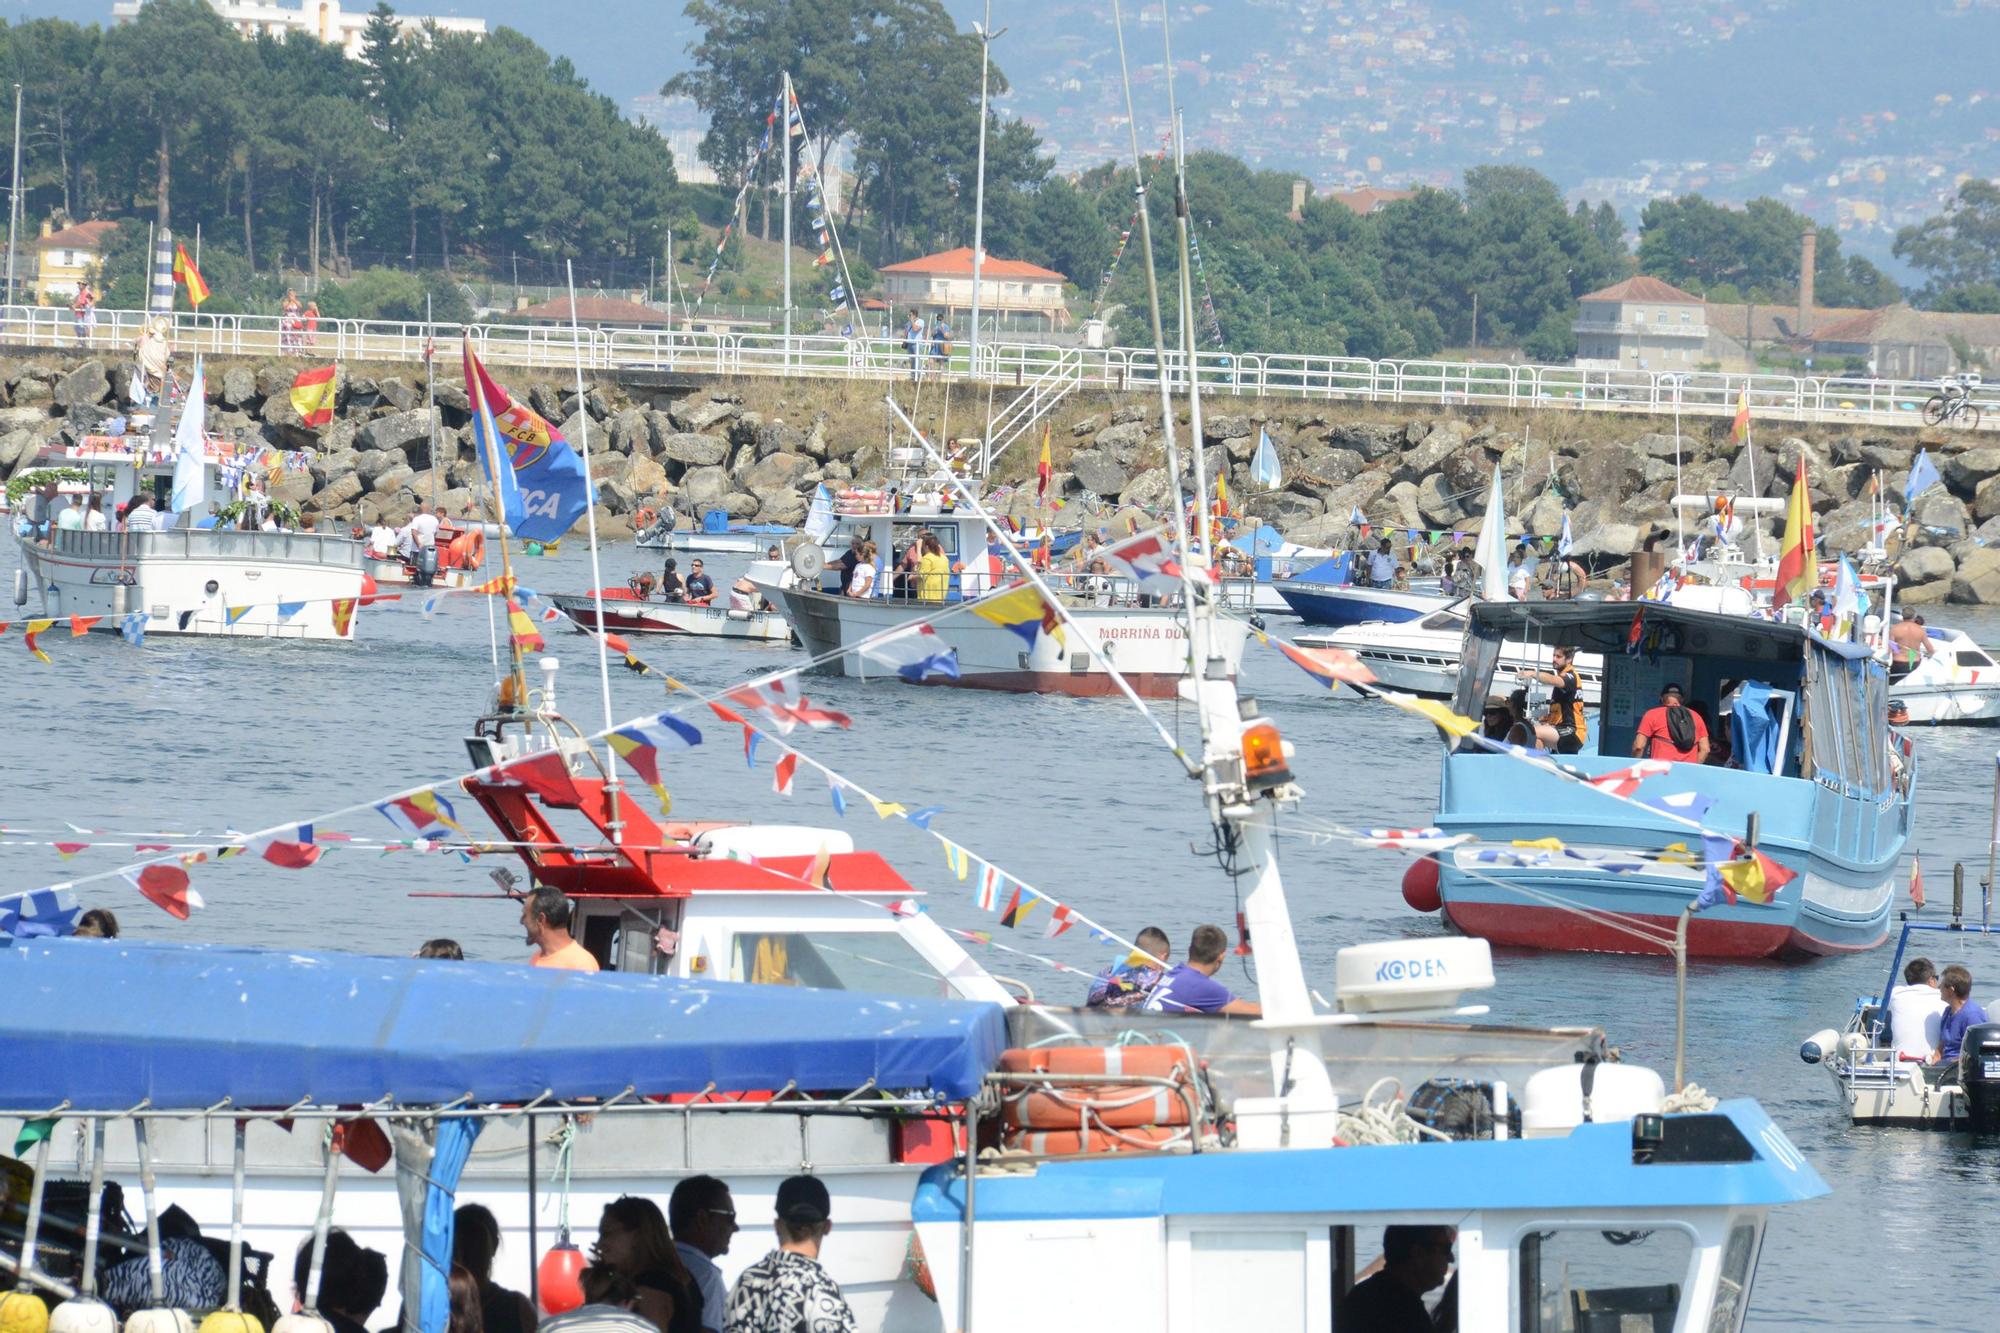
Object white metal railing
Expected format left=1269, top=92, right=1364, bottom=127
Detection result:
left=8, top=304, right=1988, bottom=434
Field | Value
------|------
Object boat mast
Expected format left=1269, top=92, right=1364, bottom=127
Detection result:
left=426, top=293, right=440, bottom=514
left=464, top=333, right=527, bottom=702
left=566, top=261, right=627, bottom=843
left=1118, top=0, right=1330, bottom=1107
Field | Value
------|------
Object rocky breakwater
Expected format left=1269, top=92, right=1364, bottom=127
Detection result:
left=1046, top=401, right=2000, bottom=605
left=0, top=356, right=897, bottom=541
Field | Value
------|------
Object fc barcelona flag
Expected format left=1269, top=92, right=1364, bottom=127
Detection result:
left=463, top=336, right=593, bottom=543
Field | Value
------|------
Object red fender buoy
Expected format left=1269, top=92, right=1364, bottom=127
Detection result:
left=536, top=1242, right=586, bottom=1316
left=1402, top=857, right=1442, bottom=913
left=358, top=572, right=382, bottom=607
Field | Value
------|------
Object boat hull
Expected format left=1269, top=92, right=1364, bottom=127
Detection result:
left=1430, top=753, right=1906, bottom=960
left=1273, top=579, right=1449, bottom=628
left=636, top=526, right=797, bottom=554
left=551, top=591, right=792, bottom=641
left=1889, top=683, right=2000, bottom=725
left=18, top=528, right=366, bottom=642
left=768, top=584, right=1248, bottom=698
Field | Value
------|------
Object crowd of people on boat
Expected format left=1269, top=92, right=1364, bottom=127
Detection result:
left=27, top=1171, right=855, bottom=1333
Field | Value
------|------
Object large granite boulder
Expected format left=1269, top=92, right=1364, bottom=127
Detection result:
left=671, top=396, right=738, bottom=432
left=1069, top=448, right=1129, bottom=499
left=55, top=360, right=110, bottom=411
left=656, top=431, right=729, bottom=467
left=353, top=448, right=405, bottom=488
left=679, top=465, right=731, bottom=508
left=356, top=408, right=439, bottom=461
left=1950, top=548, right=2000, bottom=604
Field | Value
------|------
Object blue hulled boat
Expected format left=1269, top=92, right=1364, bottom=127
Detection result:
left=1273, top=552, right=1452, bottom=627
left=1417, top=599, right=1913, bottom=959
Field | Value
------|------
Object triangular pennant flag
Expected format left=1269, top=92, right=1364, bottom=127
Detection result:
left=869, top=796, right=907, bottom=819
left=828, top=775, right=849, bottom=816
left=744, top=727, right=760, bottom=767
left=70, top=616, right=101, bottom=636
left=121, top=862, right=204, bottom=920
left=225, top=605, right=254, bottom=626
left=904, top=805, right=944, bottom=830
left=276, top=601, right=307, bottom=621
left=1000, top=886, right=1038, bottom=930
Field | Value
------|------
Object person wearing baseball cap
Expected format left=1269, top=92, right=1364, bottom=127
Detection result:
left=722, top=1175, right=855, bottom=1332
left=1632, top=681, right=1709, bottom=764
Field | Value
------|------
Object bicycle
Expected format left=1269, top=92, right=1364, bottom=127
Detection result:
left=1922, top=374, right=1983, bottom=429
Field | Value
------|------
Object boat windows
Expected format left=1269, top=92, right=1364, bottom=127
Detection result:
left=1706, top=1220, right=1763, bottom=1333
left=1420, top=610, right=1465, bottom=633
left=1516, top=1225, right=1693, bottom=1333
left=1962, top=649, right=1996, bottom=669
left=732, top=928, right=952, bottom=997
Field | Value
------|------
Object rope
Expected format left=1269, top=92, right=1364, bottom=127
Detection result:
left=1334, top=1078, right=1452, bottom=1147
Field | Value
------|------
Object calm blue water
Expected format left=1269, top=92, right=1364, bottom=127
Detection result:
left=7, top=536, right=2000, bottom=1328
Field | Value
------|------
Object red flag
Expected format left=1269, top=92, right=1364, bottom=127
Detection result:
left=773, top=752, right=798, bottom=796
left=331, top=598, right=357, bottom=637
left=122, top=862, right=203, bottom=919
left=1910, top=854, right=1926, bottom=910
left=1773, top=455, right=1815, bottom=609
left=508, top=751, right=583, bottom=808
left=70, top=616, right=101, bottom=637
left=249, top=825, right=323, bottom=869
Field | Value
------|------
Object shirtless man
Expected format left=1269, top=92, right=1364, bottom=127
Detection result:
left=1888, top=615, right=1934, bottom=676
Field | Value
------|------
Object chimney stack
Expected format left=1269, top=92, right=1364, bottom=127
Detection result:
left=1797, top=227, right=1817, bottom=338
left=1290, top=179, right=1309, bottom=222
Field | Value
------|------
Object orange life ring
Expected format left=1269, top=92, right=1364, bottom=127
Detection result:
left=1002, top=1083, right=1193, bottom=1130
left=634, top=506, right=658, bottom=530
left=447, top=526, right=486, bottom=571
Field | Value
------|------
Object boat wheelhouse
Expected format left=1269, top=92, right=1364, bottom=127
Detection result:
left=1421, top=599, right=1913, bottom=958
left=753, top=450, right=1250, bottom=698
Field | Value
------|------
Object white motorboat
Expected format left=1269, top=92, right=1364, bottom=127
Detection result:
left=13, top=432, right=365, bottom=642
left=1300, top=600, right=1607, bottom=703
left=548, top=585, right=793, bottom=642
left=1888, top=626, right=2000, bottom=724
left=1801, top=916, right=2000, bottom=1127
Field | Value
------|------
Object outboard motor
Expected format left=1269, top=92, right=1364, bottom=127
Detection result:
left=414, top=541, right=439, bottom=588
left=1956, top=1024, right=2000, bottom=1131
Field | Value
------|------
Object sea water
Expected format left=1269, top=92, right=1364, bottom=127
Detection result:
left=6, top=537, right=1997, bottom=1328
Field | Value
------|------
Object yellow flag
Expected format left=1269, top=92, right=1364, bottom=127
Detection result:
left=1387, top=692, right=1477, bottom=738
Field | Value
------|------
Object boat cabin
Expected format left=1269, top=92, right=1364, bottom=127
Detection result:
left=461, top=698, right=1015, bottom=1006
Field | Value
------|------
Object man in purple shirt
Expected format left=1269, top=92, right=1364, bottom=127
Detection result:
left=1142, top=924, right=1262, bottom=1016
left=1931, top=963, right=1989, bottom=1082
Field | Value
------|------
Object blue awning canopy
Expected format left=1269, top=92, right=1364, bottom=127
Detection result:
left=0, top=938, right=1007, bottom=1109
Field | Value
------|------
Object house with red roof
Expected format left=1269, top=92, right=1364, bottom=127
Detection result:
left=34, top=218, right=119, bottom=305
left=1571, top=275, right=1708, bottom=371
left=878, top=247, right=1070, bottom=330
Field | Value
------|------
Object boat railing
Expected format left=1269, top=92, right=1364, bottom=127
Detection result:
left=51, top=527, right=365, bottom=567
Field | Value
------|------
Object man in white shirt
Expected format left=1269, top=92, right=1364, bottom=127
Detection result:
left=407, top=501, right=442, bottom=550
left=125, top=494, right=159, bottom=532
left=1887, top=956, right=1947, bottom=1061
left=1366, top=539, right=1397, bottom=589
left=368, top=522, right=397, bottom=559
left=668, top=1175, right=736, bottom=1333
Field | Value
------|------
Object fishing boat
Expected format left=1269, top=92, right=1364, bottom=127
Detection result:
left=1799, top=913, right=2000, bottom=1128
left=754, top=457, right=1250, bottom=699
left=12, top=427, right=366, bottom=643
left=1887, top=624, right=2000, bottom=725
left=546, top=584, right=793, bottom=642
left=1413, top=598, right=1913, bottom=958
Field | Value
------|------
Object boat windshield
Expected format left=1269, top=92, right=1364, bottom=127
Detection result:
left=1518, top=1225, right=1697, bottom=1332
left=1420, top=609, right=1465, bottom=632
left=732, top=927, right=953, bottom=998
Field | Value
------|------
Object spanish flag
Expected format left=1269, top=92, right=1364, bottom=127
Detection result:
left=173, top=244, right=210, bottom=307
left=1728, top=385, right=1750, bottom=445
left=290, top=365, right=338, bottom=427
left=1773, top=455, right=1815, bottom=609
left=1036, top=423, right=1052, bottom=500
left=507, top=597, right=544, bottom=653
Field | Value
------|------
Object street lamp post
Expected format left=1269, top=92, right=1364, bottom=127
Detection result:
left=967, top=1, right=1006, bottom=381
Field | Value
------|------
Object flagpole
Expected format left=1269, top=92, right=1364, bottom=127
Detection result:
left=566, top=260, right=626, bottom=843
left=1745, top=390, right=1766, bottom=564
left=425, top=293, right=439, bottom=513
left=782, top=70, right=793, bottom=367
left=464, top=333, right=526, bottom=702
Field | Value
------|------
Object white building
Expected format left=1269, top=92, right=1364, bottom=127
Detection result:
left=879, top=247, right=1069, bottom=330
left=1571, top=275, right=1708, bottom=372
left=109, top=0, right=485, bottom=59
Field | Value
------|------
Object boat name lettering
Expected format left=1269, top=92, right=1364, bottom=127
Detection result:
left=1098, top=626, right=1186, bottom=640
left=1374, top=956, right=1447, bottom=983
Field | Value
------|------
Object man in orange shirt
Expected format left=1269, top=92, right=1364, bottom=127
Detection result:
left=522, top=886, right=600, bottom=972
left=1632, top=682, right=1709, bottom=764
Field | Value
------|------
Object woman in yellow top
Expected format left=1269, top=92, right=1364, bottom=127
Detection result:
left=915, top=534, right=951, bottom=602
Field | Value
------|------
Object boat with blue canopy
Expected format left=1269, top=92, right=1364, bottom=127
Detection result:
left=1411, top=598, right=1914, bottom=958
left=1272, top=550, right=1452, bottom=628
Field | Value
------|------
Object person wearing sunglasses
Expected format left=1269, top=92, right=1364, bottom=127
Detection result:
left=670, top=1176, right=738, bottom=1333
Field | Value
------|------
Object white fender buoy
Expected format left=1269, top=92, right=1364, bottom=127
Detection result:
left=1799, top=1028, right=1841, bottom=1064
left=124, top=1310, right=194, bottom=1333
left=45, top=1298, right=117, bottom=1333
